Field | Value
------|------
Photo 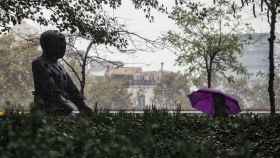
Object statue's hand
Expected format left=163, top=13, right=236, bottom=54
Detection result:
left=79, top=105, right=93, bottom=116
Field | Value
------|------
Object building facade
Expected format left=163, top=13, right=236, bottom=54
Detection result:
left=240, top=33, right=280, bottom=80
left=105, top=66, right=171, bottom=109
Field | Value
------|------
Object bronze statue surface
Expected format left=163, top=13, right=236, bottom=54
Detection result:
left=32, top=30, right=92, bottom=115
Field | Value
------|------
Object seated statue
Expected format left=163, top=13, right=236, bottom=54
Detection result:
left=32, top=30, right=92, bottom=115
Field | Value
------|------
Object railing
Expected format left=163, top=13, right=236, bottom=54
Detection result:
left=128, top=80, right=157, bottom=86
left=2, top=108, right=280, bottom=115
left=107, top=110, right=280, bottom=114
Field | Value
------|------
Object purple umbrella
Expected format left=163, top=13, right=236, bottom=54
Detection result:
left=187, top=88, right=241, bottom=117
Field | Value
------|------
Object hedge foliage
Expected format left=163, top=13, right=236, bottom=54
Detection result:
left=0, top=111, right=279, bottom=158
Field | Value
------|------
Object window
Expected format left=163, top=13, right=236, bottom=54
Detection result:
left=137, top=95, right=145, bottom=109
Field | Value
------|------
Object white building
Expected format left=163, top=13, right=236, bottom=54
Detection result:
left=105, top=65, right=176, bottom=109
left=127, top=71, right=162, bottom=109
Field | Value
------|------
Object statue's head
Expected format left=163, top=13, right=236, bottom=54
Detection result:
left=40, top=30, right=66, bottom=60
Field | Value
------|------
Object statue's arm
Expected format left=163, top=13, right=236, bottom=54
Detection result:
left=65, top=73, right=92, bottom=114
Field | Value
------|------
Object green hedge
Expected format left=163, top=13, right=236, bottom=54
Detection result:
left=0, top=111, right=279, bottom=158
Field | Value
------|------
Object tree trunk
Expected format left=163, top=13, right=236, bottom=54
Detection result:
left=207, top=71, right=212, bottom=88
left=80, top=41, right=95, bottom=97
left=80, top=68, right=86, bottom=97
left=80, top=54, right=88, bottom=97
left=207, top=62, right=213, bottom=88
left=268, top=7, right=276, bottom=115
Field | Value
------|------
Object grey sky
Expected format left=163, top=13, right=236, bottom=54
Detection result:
left=97, top=0, right=278, bottom=72
left=22, top=0, right=279, bottom=72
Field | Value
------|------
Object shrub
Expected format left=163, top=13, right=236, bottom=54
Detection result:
left=0, top=109, right=279, bottom=157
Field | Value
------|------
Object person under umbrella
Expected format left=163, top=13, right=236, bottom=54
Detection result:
left=213, top=93, right=228, bottom=117
left=188, top=89, right=241, bottom=117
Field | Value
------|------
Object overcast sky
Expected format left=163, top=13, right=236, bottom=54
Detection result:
left=23, top=0, right=279, bottom=72
left=97, top=0, right=278, bottom=72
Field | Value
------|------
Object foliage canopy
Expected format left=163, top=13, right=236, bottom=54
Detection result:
left=165, top=1, right=251, bottom=88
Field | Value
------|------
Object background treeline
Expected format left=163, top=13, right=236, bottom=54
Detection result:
left=0, top=32, right=279, bottom=111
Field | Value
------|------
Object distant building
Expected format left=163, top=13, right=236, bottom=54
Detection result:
left=128, top=71, right=163, bottom=109
left=11, top=20, right=40, bottom=48
left=240, top=33, right=280, bottom=80
left=106, top=67, right=142, bottom=81
left=225, top=33, right=280, bottom=109
left=105, top=64, right=175, bottom=109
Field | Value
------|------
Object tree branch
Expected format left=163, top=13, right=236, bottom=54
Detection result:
left=62, top=58, right=82, bottom=83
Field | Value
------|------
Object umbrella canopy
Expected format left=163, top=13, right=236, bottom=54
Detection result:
left=187, top=88, right=241, bottom=116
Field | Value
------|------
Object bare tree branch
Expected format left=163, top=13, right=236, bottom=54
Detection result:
left=62, top=58, right=82, bottom=83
